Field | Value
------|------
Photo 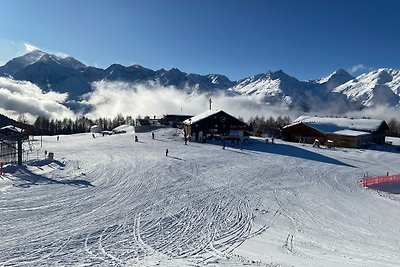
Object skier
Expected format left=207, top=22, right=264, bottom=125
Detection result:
left=57, top=136, right=59, bottom=141
left=92, top=133, right=95, bottom=138
left=166, top=149, right=169, bottom=157
left=135, top=135, right=138, bottom=142
left=152, top=132, right=155, bottom=140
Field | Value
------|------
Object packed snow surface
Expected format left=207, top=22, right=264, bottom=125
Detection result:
left=1, top=129, right=400, bottom=266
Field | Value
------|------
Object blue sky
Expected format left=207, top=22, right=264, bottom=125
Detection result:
left=0, top=0, right=399, bottom=81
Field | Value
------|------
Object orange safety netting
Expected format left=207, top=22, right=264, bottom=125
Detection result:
left=362, top=174, right=400, bottom=187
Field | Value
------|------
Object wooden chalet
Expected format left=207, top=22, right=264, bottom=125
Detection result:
left=282, top=116, right=389, bottom=148
left=183, top=110, right=248, bottom=143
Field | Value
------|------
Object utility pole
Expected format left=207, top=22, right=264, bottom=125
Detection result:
left=209, top=98, right=212, bottom=110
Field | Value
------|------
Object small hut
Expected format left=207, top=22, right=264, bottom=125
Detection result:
left=90, top=125, right=102, bottom=133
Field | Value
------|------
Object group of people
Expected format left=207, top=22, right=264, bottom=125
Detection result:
left=134, top=132, right=169, bottom=157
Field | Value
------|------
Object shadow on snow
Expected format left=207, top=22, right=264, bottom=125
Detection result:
left=368, top=182, right=400, bottom=194
left=4, top=161, right=94, bottom=188
left=230, top=139, right=356, bottom=168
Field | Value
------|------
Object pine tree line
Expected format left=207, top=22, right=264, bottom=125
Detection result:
left=387, top=118, right=400, bottom=137
left=28, top=114, right=400, bottom=137
left=32, top=114, right=135, bottom=135
left=247, top=115, right=291, bottom=137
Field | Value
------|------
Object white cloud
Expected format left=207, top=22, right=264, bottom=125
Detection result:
left=23, top=42, right=69, bottom=58
left=2, top=77, right=395, bottom=126
left=23, top=42, right=40, bottom=53
left=82, top=81, right=296, bottom=122
left=343, top=105, right=400, bottom=121
left=0, top=77, right=75, bottom=123
left=348, top=64, right=372, bottom=75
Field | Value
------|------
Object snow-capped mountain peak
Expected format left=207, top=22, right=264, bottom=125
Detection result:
left=1, top=51, right=400, bottom=112
left=315, top=69, right=354, bottom=89
left=333, top=68, right=400, bottom=107
left=0, top=50, right=46, bottom=76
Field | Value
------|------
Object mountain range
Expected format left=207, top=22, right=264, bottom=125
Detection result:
left=1, top=50, right=399, bottom=113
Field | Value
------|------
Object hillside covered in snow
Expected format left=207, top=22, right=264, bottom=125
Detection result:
left=1, top=129, right=400, bottom=266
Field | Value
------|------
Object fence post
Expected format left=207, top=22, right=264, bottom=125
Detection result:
left=17, top=138, right=22, bottom=166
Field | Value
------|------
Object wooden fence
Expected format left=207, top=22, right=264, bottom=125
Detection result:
left=0, top=139, right=17, bottom=164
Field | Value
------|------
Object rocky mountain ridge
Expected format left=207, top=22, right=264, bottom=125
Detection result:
left=1, top=50, right=399, bottom=112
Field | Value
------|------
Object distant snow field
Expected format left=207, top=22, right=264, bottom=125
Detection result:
left=1, top=128, right=400, bottom=267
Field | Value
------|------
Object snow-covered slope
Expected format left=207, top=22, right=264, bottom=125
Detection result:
left=0, top=51, right=234, bottom=99
left=230, top=70, right=309, bottom=106
left=314, top=68, right=354, bottom=90
left=229, top=70, right=351, bottom=112
left=333, top=68, right=400, bottom=107
left=13, top=53, right=91, bottom=98
left=1, top=129, right=400, bottom=266
left=153, top=68, right=233, bottom=93
left=0, top=50, right=46, bottom=76
left=103, top=63, right=155, bottom=82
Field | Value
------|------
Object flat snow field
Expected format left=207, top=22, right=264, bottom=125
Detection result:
left=1, top=129, right=400, bottom=267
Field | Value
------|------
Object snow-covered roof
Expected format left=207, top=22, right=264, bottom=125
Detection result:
left=0, top=125, right=23, bottom=133
left=386, top=136, right=400, bottom=146
left=332, top=130, right=370, bottom=136
left=183, top=109, right=223, bottom=125
left=292, top=116, right=385, bottom=134
left=112, top=124, right=134, bottom=132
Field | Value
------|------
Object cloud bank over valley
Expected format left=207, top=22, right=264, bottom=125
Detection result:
left=82, top=80, right=295, bottom=121
left=1, top=77, right=399, bottom=124
left=0, top=77, right=74, bottom=122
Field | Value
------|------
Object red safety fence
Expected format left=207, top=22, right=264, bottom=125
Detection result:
left=363, top=173, right=400, bottom=187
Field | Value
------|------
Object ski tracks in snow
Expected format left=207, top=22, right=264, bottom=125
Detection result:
left=3, top=133, right=400, bottom=266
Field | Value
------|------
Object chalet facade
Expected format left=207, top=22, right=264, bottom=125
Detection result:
left=282, top=116, right=389, bottom=148
left=183, top=110, right=248, bottom=142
